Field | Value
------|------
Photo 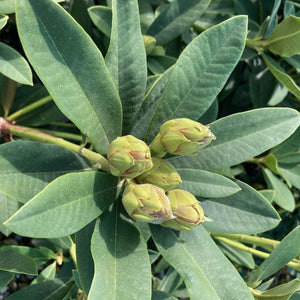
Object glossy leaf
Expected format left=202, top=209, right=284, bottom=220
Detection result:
left=6, top=278, right=73, bottom=300
left=177, top=169, right=241, bottom=198
left=144, top=16, right=248, bottom=142
left=201, top=180, right=280, bottom=234
left=106, top=0, right=147, bottom=133
left=0, top=193, right=19, bottom=236
left=263, top=168, right=295, bottom=211
left=5, top=172, right=118, bottom=238
left=262, top=53, right=300, bottom=100
left=0, top=271, right=14, bottom=289
left=0, top=14, right=8, bottom=30
left=0, top=141, right=91, bottom=203
left=265, top=16, right=300, bottom=57
left=88, top=6, right=112, bottom=37
left=151, top=225, right=253, bottom=300
left=250, top=226, right=300, bottom=283
left=147, top=0, right=210, bottom=45
left=89, top=205, right=151, bottom=300
left=0, top=42, right=32, bottom=85
left=16, top=0, right=122, bottom=154
left=169, top=108, right=300, bottom=171
left=0, top=246, right=38, bottom=275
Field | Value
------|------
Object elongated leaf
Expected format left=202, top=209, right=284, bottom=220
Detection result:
left=31, top=261, right=57, bottom=285
left=0, top=246, right=38, bottom=275
left=177, top=169, right=241, bottom=198
left=146, top=0, right=210, bottom=45
left=144, top=16, right=248, bottom=142
left=5, top=172, right=118, bottom=238
left=0, top=14, right=8, bottom=30
left=0, top=271, right=14, bottom=289
left=169, top=108, right=300, bottom=171
left=0, top=141, right=91, bottom=203
left=265, top=16, right=300, bottom=57
left=106, top=0, right=147, bottom=133
left=0, top=42, right=32, bottom=85
left=250, top=226, right=300, bottom=283
left=263, top=168, right=295, bottom=211
left=0, top=193, right=19, bottom=236
left=157, top=267, right=183, bottom=295
left=89, top=204, right=151, bottom=300
left=88, top=6, right=112, bottom=37
left=16, top=0, right=122, bottom=154
left=278, top=163, right=300, bottom=190
left=201, top=180, right=280, bottom=234
left=6, top=278, right=73, bottom=300
left=262, top=53, right=300, bottom=100
left=151, top=225, right=253, bottom=300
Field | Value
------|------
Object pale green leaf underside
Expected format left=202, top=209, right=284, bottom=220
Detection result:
left=145, top=16, right=248, bottom=142
left=169, top=108, right=300, bottom=171
left=5, top=172, right=118, bottom=238
left=16, top=0, right=122, bottom=154
left=151, top=225, right=253, bottom=300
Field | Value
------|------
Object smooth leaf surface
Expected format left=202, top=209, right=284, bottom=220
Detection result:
left=157, top=267, right=183, bottom=295
left=201, top=180, right=280, bottom=234
left=106, top=0, right=147, bottom=133
left=5, top=172, right=118, bottom=238
left=88, top=6, right=112, bottom=37
left=152, top=290, right=177, bottom=300
left=6, top=278, right=73, bottom=300
left=0, top=193, right=19, bottom=236
left=0, top=141, right=91, bottom=203
left=145, top=16, right=248, bottom=142
left=177, top=169, right=241, bottom=198
left=16, top=0, right=122, bottom=154
left=151, top=225, right=253, bottom=300
left=0, top=14, right=8, bottom=30
left=89, top=205, right=151, bottom=300
left=263, top=168, right=295, bottom=211
left=169, top=108, right=300, bottom=171
left=250, top=226, right=300, bottom=282
left=0, top=42, right=32, bottom=85
left=278, top=163, right=300, bottom=190
left=0, top=271, right=14, bottom=289
left=147, top=0, right=210, bottom=45
left=265, top=16, right=300, bottom=57
left=31, top=261, right=56, bottom=285
left=262, top=53, right=300, bottom=100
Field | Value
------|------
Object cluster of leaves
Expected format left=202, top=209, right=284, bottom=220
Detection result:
left=0, top=0, right=299, bottom=299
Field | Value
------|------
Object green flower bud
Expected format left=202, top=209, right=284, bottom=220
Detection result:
left=159, top=118, right=216, bottom=156
left=108, top=135, right=153, bottom=178
left=149, top=133, right=167, bottom=158
left=136, top=158, right=182, bottom=191
left=162, top=189, right=204, bottom=230
left=143, top=35, right=156, bottom=55
left=122, top=183, right=174, bottom=223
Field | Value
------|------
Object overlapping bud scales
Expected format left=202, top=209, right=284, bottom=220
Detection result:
left=136, top=158, right=182, bottom=191
left=151, top=118, right=216, bottom=157
left=122, top=183, right=174, bottom=224
left=108, top=135, right=153, bottom=179
left=161, top=189, right=205, bottom=230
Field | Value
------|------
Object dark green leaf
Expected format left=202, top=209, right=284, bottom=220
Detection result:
left=157, top=267, right=183, bottom=295
left=278, top=163, right=300, bottom=190
left=152, top=290, right=177, bottom=300
left=5, top=172, right=118, bottom=238
left=0, top=271, right=14, bottom=289
left=0, top=193, right=19, bottom=236
left=31, top=261, right=56, bottom=285
left=88, top=5, right=112, bottom=37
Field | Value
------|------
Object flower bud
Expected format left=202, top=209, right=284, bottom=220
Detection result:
left=108, top=135, right=153, bottom=178
left=149, top=133, right=167, bottom=158
left=159, top=118, right=216, bottom=156
left=122, top=183, right=174, bottom=223
left=143, top=35, right=156, bottom=55
left=162, top=189, right=204, bottom=230
left=135, top=158, right=182, bottom=191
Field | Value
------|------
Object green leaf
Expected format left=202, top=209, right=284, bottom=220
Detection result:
left=264, top=16, right=300, bottom=57
left=0, top=14, right=8, bottom=30
left=201, top=180, right=280, bottom=234
left=147, top=56, right=177, bottom=75
left=277, top=153, right=300, bottom=164
left=0, top=246, right=38, bottom=275
left=138, top=0, right=154, bottom=33
left=31, top=261, right=57, bottom=285
left=6, top=278, right=74, bottom=300
left=88, top=6, right=112, bottom=37
left=0, top=193, right=19, bottom=236
left=106, top=0, right=147, bottom=133
left=0, top=42, right=32, bottom=85
left=151, top=225, right=254, bottom=300
left=0, top=141, right=91, bottom=203
left=169, top=108, right=300, bottom=171
left=157, top=267, right=183, bottom=295
left=263, top=168, right=295, bottom=212
left=152, top=290, right=177, bottom=300
left=16, top=0, right=122, bottom=154
left=0, top=0, right=15, bottom=14
left=250, top=226, right=300, bottom=283
left=177, top=169, right=241, bottom=198
left=76, top=220, right=96, bottom=295
left=144, top=16, right=248, bottom=142
left=5, top=171, right=118, bottom=238
left=259, top=190, right=276, bottom=203
left=262, top=53, right=300, bottom=100
left=277, top=163, right=300, bottom=190
left=0, top=271, right=14, bottom=289
left=146, top=0, right=210, bottom=45
left=89, top=204, right=151, bottom=300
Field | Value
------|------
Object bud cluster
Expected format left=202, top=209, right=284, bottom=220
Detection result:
left=107, top=118, right=215, bottom=230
